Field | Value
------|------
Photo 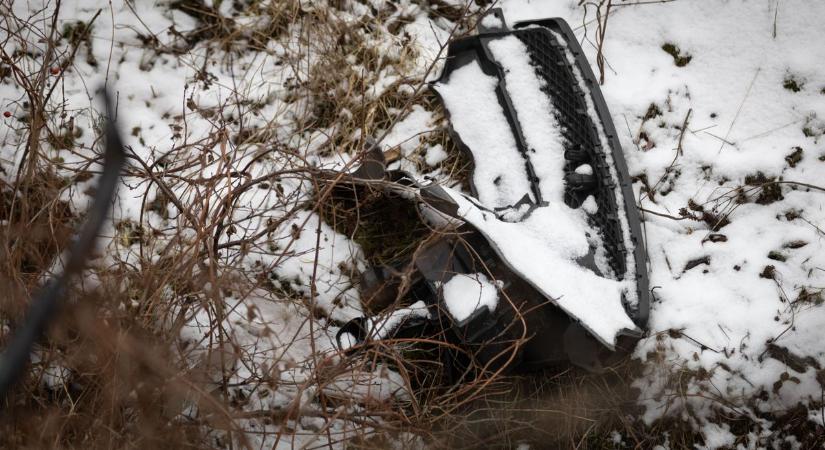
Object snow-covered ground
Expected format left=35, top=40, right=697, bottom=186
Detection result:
left=2, top=0, right=825, bottom=448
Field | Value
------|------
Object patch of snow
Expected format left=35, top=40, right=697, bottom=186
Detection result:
left=582, top=195, right=598, bottom=214
left=36, top=357, right=72, bottom=390
left=425, top=143, right=448, bottom=166
left=404, top=15, right=451, bottom=82
left=325, top=363, right=412, bottom=404
left=480, top=12, right=503, bottom=30
left=381, top=105, right=434, bottom=157
left=368, top=68, right=401, bottom=99
left=255, top=210, right=365, bottom=322
left=442, top=273, right=499, bottom=322
left=700, top=422, right=736, bottom=450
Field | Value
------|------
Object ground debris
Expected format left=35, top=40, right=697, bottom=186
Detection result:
left=765, top=343, right=821, bottom=373
left=745, top=172, right=784, bottom=205
left=785, top=146, right=803, bottom=167
left=661, top=42, right=692, bottom=67
left=683, top=256, right=710, bottom=272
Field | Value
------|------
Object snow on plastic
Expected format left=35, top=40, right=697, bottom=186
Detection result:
left=441, top=187, right=637, bottom=347
left=433, top=60, right=534, bottom=209
left=442, top=273, right=500, bottom=322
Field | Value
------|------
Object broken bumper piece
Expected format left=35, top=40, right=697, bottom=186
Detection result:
left=336, top=13, right=649, bottom=373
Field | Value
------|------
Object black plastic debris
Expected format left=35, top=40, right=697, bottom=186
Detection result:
left=336, top=12, right=649, bottom=373
left=431, top=13, right=649, bottom=316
